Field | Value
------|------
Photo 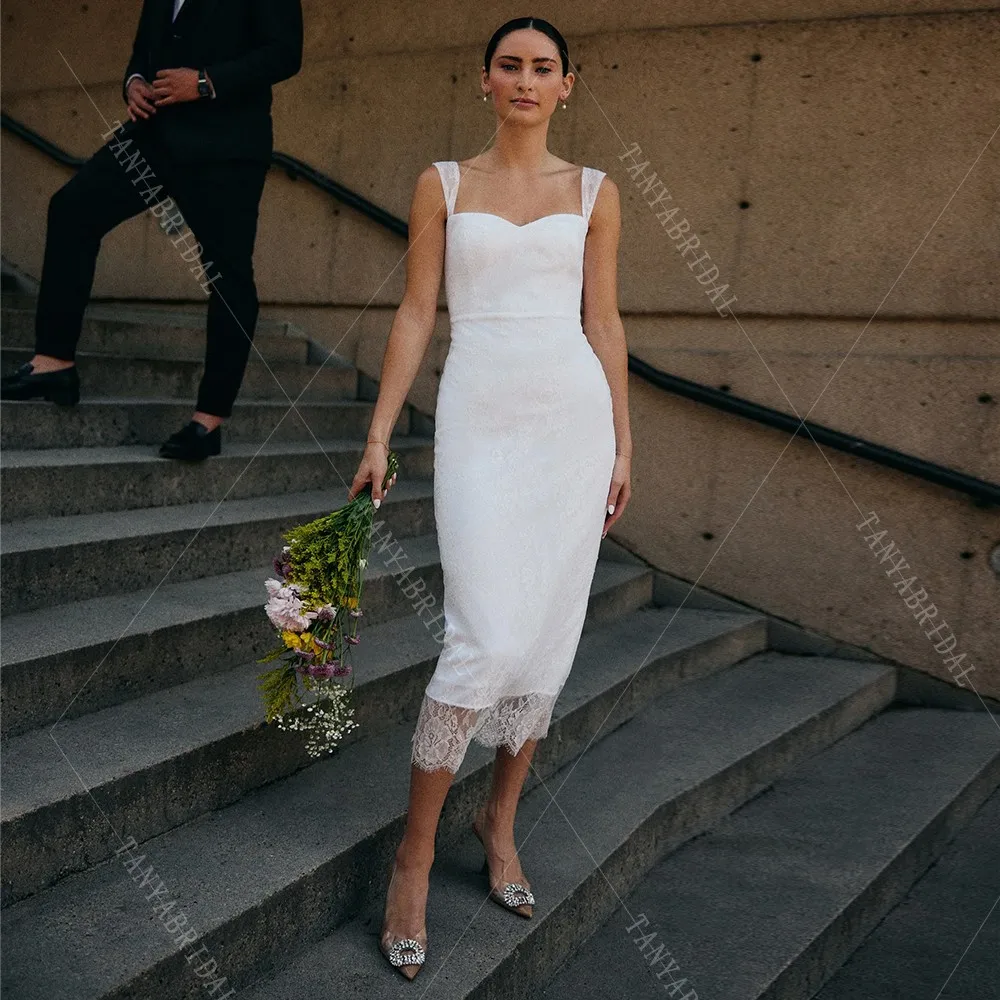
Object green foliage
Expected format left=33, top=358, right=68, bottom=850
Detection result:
left=257, top=662, right=302, bottom=723
left=255, top=450, right=400, bottom=755
left=282, top=451, right=399, bottom=606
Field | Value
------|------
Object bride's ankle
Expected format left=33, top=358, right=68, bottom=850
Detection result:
left=477, top=801, right=516, bottom=839
left=394, top=840, right=433, bottom=873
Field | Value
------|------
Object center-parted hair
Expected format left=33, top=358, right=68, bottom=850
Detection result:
left=483, top=17, right=570, bottom=77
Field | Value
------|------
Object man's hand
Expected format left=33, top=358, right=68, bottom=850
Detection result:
left=151, top=68, right=213, bottom=106
left=126, top=76, right=158, bottom=120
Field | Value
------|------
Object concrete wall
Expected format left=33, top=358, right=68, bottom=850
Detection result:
left=2, top=3, right=998, bottom=695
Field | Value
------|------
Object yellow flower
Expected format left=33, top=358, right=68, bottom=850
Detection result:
left=282, top=629, right=301, bottom=649
left=345, top=596, right=359, bottom=609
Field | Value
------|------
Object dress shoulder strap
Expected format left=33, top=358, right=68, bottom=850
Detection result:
left=433, top=160, right=460, bottom=216
left=581, top=166, right=607, bottom=224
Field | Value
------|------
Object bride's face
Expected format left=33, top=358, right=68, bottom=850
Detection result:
left=483, top=28, right=573, bottom=120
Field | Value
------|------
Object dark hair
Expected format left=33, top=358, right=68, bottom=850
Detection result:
left=483, top=17, right=570, bottom=77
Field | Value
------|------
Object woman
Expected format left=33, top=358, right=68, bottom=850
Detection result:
left=347, top=16, right=632, bottom=980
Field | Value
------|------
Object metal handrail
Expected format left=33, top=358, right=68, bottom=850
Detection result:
left=4, top=111, right=997, bottom=506
left=628, top=358, right=999, bottom=506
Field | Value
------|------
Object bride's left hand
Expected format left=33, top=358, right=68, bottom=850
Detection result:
left=603, top=452, right=631, bottom=538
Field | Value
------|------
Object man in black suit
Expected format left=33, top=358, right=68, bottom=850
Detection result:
left=1, top=0, right=303, bottom=460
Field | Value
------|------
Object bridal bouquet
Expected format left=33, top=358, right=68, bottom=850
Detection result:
left=257, top=450, right=399, bottom=757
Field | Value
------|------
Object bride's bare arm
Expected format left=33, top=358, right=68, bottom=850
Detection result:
left=347, top=166, right=447, bottom=503
left=581, top=175, right=632, bottom=533
left=582, top=175, right=630, bottom=457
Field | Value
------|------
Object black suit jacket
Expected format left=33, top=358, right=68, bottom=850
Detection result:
left=120, top=0, right=303, bottom=163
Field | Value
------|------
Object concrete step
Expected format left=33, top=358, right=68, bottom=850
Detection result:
left=814, top=785, right=1000, bottom=1000
left=0, top=608, right=779, bottom=1000
left=1, top=535, right=652, bottom=736
left=1, top=481, right=435, bottom=612
left=1, top=347, right=357, bottom=402
left=238, top=654, right=899, bottom=1000
left=1, top=306, right=314, bottom=364
left=1, top=560, right=662, bottom=905
left=0, top=396, right=387, bottom=449
left=2, top=532, right=446, bottom=736
left=534, top=710, right=1000, bottom=1000
left=0, top=435, right=434, bottom=520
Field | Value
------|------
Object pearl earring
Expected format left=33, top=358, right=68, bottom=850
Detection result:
left=561, top=99, right=567, bottom=109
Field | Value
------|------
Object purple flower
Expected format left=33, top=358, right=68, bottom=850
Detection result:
left=308, top=661, right=338, bottom=679
left=345, top=635, right=361, bottom=645
left=332, top=661, right=352, bottom=677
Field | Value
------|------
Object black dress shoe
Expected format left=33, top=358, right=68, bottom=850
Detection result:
left=158, top=420, right=222, bottom=461
left=0, top=360, right=80, bottom=405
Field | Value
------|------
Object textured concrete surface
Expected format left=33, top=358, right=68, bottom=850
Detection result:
left=0, top=435, right=435, bottom=519
left=815, top=786, right=1000, bottom=1000
left=0, top=482, right=435, bottom=611
left=0, top=396, right=384, bottom=449
left=0, top=533, right=444, bottom=736
left=537, top=708, right=999, bottom=1000
left=1, top=5, right=995, bottom=699
left=0, top=559, right=663, bottom=904
left=235, top=654, right=896, bottom=1000
left=0, top=607, right=772, bottom=998
left=0, top=346, right=356, bottom=402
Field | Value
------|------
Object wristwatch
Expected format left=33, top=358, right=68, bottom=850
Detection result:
left=197, top=69, right=212, bottom=99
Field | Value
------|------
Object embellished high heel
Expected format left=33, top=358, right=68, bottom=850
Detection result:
left=379, top=862, right=428, bottom=980
left=472, top=814, right=535, bottom=919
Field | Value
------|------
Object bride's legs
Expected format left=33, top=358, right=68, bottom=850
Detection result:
left=474, top=739, right=537, bottom=904
left=382, top=706, right=476, bottom=976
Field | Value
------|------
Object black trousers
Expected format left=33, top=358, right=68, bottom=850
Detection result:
left=34, top=121, right=270, bottom=418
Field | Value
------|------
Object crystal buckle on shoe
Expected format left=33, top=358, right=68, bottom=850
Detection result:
left=500, top=882, right=534, bottom=908
left=386, top=937, right=426, bottom=967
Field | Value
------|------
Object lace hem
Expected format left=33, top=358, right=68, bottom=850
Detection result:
left=410, top=691, right=558, bottom=773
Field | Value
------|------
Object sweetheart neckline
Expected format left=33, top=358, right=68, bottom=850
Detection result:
left=448, top=211, right=586, bottom=229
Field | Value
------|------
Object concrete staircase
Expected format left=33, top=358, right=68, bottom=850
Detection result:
left=2, top=297, right=997, bottom=1000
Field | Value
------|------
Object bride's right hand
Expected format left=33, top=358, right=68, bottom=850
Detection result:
left=348, top=442, right=397, bottom=507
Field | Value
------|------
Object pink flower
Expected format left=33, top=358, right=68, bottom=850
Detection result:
left=264, top=578, right=317, bottom=631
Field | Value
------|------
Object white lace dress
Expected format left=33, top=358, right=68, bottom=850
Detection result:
left=410, top=159, right=616, bottom=773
